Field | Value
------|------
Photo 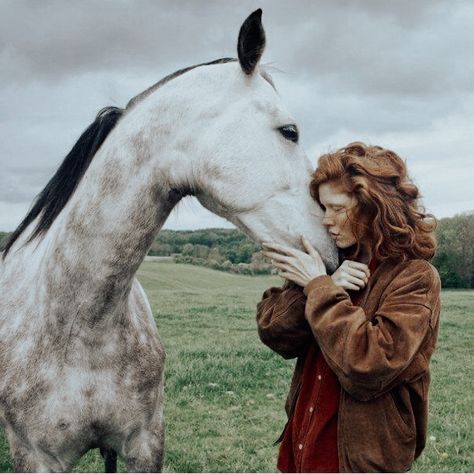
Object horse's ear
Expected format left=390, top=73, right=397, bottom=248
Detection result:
left=237, top=9, right=266, bottom=75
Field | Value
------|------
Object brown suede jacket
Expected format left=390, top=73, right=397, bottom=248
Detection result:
left=257, top=258, right=441, bottom=472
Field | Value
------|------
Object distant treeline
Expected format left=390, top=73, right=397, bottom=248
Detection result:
left=0, top=233, right=9, bottom=253
left=431, top=213, right=474, bottom=288
left=1, top=212, right=473, bottom=287
left=149, top=228, right=271, bottom=275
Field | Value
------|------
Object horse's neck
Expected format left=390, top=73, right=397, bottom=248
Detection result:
left=44, top=120, right=184, bottom=325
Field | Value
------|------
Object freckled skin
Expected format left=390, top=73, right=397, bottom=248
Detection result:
left=319, top=181, right=359, bottom=249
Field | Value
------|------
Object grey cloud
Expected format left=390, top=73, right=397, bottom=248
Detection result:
left=267, top=2, right=474, bottom=99
left=0, top=0, right=243, bottom=84
left=3, top=0, right=472, bottom=100
left=273, top=73, right=462, bottom=145
left=0, top=0, right=473, bottom=230
left=0, top=163, right=50, bottom=204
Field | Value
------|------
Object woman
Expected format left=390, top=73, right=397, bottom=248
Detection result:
left=257, top=142, right=440, bottom=473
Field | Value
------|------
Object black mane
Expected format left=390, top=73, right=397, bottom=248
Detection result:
left=2, top=58, right=238, bottom=259
left=2, top=107, right=124, bottom=258
left=127, top=57, right=236, bottom=108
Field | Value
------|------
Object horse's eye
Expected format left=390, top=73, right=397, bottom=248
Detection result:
left=278, top=124, right=299, bottom=143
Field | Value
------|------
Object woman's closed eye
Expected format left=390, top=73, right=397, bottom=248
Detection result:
left=324, top=206, right=345, bottom=215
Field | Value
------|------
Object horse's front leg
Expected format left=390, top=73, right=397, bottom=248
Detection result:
left=122, top=421, right=165, bottom=473
left=9, top=439, right=64, bottom=473
left=9, top=442, right=39, bottom=473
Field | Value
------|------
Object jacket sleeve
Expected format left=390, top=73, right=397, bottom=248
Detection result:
left=256, top=280, right=313, bottom=359
left=303, top=260, right=440, bottom=401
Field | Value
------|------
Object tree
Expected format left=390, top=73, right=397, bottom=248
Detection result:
left=432, top=212, right=474, bottom=288
left=182, top=243, right=194, bottom=256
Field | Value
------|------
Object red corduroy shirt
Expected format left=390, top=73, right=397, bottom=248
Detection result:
left=277, top=259, right=378, bottom=473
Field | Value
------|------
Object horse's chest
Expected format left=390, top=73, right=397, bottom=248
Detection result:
left=1, top=349, right=164, bottom=444
left=0, top=322, right=164, bottom=430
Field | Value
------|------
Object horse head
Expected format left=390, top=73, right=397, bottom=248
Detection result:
left=196, top=10, right=337, bottom=270
left=130, top=10, right=338, bottom=270
left=2, top=10, right=338, bottom=274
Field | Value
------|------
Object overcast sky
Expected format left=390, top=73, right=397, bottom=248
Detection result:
left=1, top=0, right=473, bottom=232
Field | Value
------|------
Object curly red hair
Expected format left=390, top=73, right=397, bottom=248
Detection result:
left=310, top=142, right=437, bottom=261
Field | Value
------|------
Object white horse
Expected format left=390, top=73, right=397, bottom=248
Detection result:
left=0, top=10, right=337, bottom=473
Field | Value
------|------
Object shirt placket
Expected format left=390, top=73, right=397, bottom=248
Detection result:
left=295, top=357, right=327, bottom=471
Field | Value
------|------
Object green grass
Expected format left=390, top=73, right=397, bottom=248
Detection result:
left=0, top=262, right=472, bottom=472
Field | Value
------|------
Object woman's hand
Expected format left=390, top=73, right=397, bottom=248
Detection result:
left=262, top=237, right=327, bottom=288
left=331, top=260, right=370, bottom=291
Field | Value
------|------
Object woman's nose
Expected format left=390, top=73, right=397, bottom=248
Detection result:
left=322, top=214, right=334, bottom=226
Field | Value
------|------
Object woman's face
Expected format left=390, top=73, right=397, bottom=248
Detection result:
left=318, top=181, right=358, bottom=249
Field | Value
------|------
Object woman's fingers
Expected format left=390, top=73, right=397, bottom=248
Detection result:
left=261, top=250, right=291, bottom=264
left=346, top=267, right=368, bottom=282
left=270, top=260, right=291, bottom=271
left=301, top=236, right=318, bottom=257
left=346, top=274, right=367, bottom=288
left=332, top=262, right=369, bottom=290
left=262, top=242, right=298, bottom=257
left=344, top=282, right=361, bottom=291
left=346, top=260, right=368, bottom=270
left=278, top=270, right=295, bottom=280
left=346, top=260, right=370, bottom=277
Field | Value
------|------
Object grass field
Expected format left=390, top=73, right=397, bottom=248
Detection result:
left=0, top=261, right=472, bottom=472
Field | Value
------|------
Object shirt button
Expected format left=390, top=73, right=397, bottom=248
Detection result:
left=298, top=443, right=303, bottom=450
left=309, top=406, right=314, bottom=413
left=317, top=374, right=322, bottom=380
